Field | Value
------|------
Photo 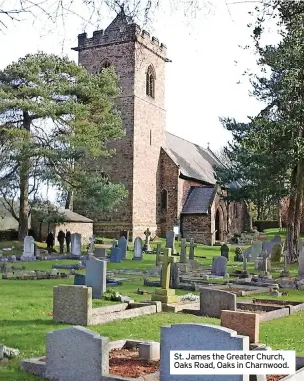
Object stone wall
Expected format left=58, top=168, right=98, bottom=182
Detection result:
left=75, top=17, right=168, bottom=242
left=157, top=149, right=179, bottom=236
left=229, top=201, right=247, bottom=234
left=181, top=214, right=212, bottom=245
left=38, top=222, right=93, bottom=244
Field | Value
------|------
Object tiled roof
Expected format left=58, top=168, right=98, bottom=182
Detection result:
left=164, top=132, right=222, bottom=185
left=181, top=186, right=216, bottom=214
left=57, top=208, right=93, bottom=223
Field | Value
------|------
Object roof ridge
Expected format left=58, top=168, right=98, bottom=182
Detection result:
left=165, top=131, right=209, bottom=152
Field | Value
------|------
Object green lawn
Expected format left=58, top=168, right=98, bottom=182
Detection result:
left=1, top=229, right=304, bottom=380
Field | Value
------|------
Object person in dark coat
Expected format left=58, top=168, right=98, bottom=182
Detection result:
left=65, top=230, right=71, bottom=253
left=57, top=230, right=65, bottom=254
left=46, top=232, right=54, bottom=254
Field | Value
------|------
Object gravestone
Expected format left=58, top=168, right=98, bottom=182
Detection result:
left=85, top=257, right=107, bottom=299
left=220, top=243, right=229, bottom=260
left=271, top=243, right=282, bottom=263
left=74, top=274, right=86, bottom=285
left=188, top=238, right=197, bottom=260
left=262, top=241, right=275, bottom=256
left=143, top=228, right=152, bottom=251
left=272, top=235, right=282, bottom=244
left=88, top=236, right=95, bottom=255
left=242, top=247, right=251, bottom=262
left=250, top=240, right=263, bottom=262
left=160, top=323, right=249, bottom=381
left=200, top=288, right=236, bottom=318
left=71, top=233, right=81, bottom=256
left=298, top=240, right=304, bottom=277
left=21, top=236, right=35, bottom=261
left=110, top=247, right=121, bottom=263
left=94, top=248, right=107, bottom=258
left=211, top=256, right=227, bottom=276
left=118, top=236, right=127, bottom=260
left=156, top=243, right=162, bottom=266
left=53, top=285, right=92, bottom=325
left=45, top=326, right=109, bottom=381
left=179, top=239, right=187, bottom=263
left=151, top=248, right=177, bottom=303
left=166, top=231, right=176, bottom=254
left=133, top=237, right=143, bottom=261
left=170, top=262, right=180, bottom=289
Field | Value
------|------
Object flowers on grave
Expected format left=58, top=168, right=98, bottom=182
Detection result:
left=180, top=293, right=200, bottom=302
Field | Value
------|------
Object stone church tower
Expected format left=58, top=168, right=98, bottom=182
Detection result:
left=73, top=11, right=170, bottom=239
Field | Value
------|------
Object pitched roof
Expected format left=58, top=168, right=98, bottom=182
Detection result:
left=182, top=186, right=216, bottom=214
left=164, top=132, right=222, bottom=185
left=57, top=208, right=93, bottom=223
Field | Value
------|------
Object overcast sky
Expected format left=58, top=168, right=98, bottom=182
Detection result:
left=0, top=0, right=280, bottom=154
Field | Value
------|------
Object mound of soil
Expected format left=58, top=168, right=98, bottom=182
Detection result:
left=267, top=376, right=287, bottom=381
left=109, top=348, right=159, bottom=378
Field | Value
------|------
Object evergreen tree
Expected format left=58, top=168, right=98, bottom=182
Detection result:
left=0, top=52, right=127, bottom=240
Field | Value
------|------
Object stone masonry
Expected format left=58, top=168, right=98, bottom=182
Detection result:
left=72, top=11, right=247, bottom=243
left=221, top=310, right=260, bottom=344
left=73, top=13, right=167, bottom=241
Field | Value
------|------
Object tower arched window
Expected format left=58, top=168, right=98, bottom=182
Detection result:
left=100, top=59, right=112, bottom=73
left=146, top=65, right=155, bottom=98
left=161, top=189, right=168, bottom=210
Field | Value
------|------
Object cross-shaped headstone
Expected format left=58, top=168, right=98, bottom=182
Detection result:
left=156, top=243, right=162, bottom=266
left=179, top=239, right=188, bottom=263
left=159, top=248, right=177, bottom=289
left=88, top=236, right=95, bottom=255
left=143, top=228, right=152, bottom=251
left=188, top=238, right=197, bottom=260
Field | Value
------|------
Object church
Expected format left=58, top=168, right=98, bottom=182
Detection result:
left=73, top=11, right=248, bottom=245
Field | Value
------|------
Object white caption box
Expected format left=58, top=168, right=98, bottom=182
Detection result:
left=170, top=350, right=296, bottom=375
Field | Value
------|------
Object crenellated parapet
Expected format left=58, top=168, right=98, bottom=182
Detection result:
left=73, top=20, right=168, bottom=60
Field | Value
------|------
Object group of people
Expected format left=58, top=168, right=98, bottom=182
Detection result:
left=46, top=230, right=71, bottom=254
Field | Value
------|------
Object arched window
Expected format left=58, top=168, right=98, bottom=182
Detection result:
left=100, top=59, right=112, bottom=73
left=146, top=65, right=155, bottom=98
left=161, top=189, right=168, bottom=210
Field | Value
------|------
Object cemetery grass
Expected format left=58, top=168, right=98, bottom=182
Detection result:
left=2, top=279, right=304, bottom=381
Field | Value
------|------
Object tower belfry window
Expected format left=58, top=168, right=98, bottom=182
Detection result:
left=146, top=65, right=155, bottom=98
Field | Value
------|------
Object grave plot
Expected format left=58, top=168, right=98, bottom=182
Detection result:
left=19, top=323, right=304, bottom=381
left=194, top=283, right=267, bottom=297
left=53, top=285, right=161, bottom=326
left=237, top=299, right=304, bottom=322
left=21, top=327, right=160, bottom=381
left=2, top=270, right=72, bottom=280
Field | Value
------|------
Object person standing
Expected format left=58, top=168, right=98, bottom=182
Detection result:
left=57, top=230, right=65, bottom=254
left=46, top=232, right=54, bottom=254
left=65, top=230, right=71, bottom=253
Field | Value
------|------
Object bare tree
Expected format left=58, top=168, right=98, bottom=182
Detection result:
left=0, top=0, right=266, bottom=32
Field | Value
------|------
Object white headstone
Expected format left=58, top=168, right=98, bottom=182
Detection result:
left=133, top=237, right=143, bottom=260
left=71, top=233, right=81, bottom=256
left=21, top=236, right=35, bottom=260
left=250, top=240, right=263, bottom=262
